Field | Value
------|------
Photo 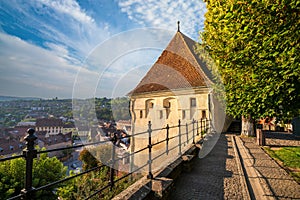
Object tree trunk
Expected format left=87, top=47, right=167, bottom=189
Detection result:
left=241, top=116, right=255, bottom=136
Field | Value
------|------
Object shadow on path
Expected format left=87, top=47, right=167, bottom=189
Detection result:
left=169, top=134, right=239, bottom=200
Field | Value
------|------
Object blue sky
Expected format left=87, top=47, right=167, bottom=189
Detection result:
left=0, top=0, right=206, bottom=99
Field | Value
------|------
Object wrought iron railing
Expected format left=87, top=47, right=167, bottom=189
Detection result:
left=1, top=118, right=211, bottom=200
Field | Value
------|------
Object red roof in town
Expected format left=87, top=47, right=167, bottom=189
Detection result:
left=36, top=118, right=63, bottom=127
left=36, top=132, right=71, bottom=146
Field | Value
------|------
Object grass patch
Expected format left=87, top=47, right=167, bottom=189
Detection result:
left=264, top=146, right=300, bottom=183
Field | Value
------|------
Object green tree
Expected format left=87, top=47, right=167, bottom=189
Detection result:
left=0, top=153, right=66, bottom=200
left=111, top=97, right=131, bottom=121
left=79, top=148, right=100, bottom=171
left=199, top=0, right=300, bottom=135
left=32, top=153, right=67, bottom=198
left=57, top=145, right=111, bottom=199
left=57, top=144, right=142, bottom=199
left=0, top=156, right=25, bottom=199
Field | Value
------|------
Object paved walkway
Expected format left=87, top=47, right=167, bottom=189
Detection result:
left=169, top=134, right=247, bottom=199
left=240, top=136, right=300, bottom=200
left=169, top=133, right=300, bottom=200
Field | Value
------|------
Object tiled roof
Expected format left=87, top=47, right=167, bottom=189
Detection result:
left=0, top=138, right=25, bottom=156
left=129, top=31, right=213, bottom=96
left=63, top=123, right=76, bottom=128
left=11, top=126, right=31, bottom=137
left=36, top=118, right=63, bottom=127
left=37, top=132, right=71, bottom=146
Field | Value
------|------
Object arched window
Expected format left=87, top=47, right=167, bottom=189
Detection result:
left=145, top=99, right=154, bottom=117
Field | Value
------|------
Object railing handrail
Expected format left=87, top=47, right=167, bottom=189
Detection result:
left=1, top=118, right=212, bottom=200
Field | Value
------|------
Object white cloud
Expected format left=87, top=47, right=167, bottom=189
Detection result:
left=0, top=32, right=98, bottom=98
left=79, top=28, right=174, bottom=98
left=118, top=0, right=207, bottom=39
left=40, top=0, right=94, bottom=24
left=2, top=0, right=111, bottom=61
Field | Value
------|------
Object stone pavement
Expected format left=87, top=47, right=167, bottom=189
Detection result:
left=169, top=134, right=247, bottom=200
left=169, top=133, right=300, bottom=200
left=240, top=136, right=300, bottom=200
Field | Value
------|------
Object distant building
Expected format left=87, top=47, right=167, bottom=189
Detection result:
left=116, top=120, right=132, bottom=134
left=36, top=118, right=63, bottom=135
left=0, top=137, right=25, bottom=156
left=77, top=126, right=91, bottom=141
left=31, top=106, right=45, bottom=111
left=17, top=121, right=36, bottom=127
left=11, top=125, right=31, bottom=139
left=0, top=116, right=76, bottom=156
left=62, top=123, right=78, bottom=135
left=36, top=131, right=72, bottom=157
left=24, top=112, right=48, bottom=119
left=0, top=127, right=27, bottom=156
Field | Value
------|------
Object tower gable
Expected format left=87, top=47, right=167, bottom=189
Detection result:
left=129, top=31, right=212, bottom=96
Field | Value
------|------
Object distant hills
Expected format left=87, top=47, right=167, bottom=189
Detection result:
left=0, top=95, right=41, bottom=101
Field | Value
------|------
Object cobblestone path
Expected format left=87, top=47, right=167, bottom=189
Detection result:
left=240, top=137, right=300, bottom=200
left=169, top=134, right=246, bottom=200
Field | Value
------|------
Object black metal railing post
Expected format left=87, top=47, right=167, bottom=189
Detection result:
left=200, top=118, right=203, bottom=134
left=203, top=119, right=206, bottom=133
left=166, top=124, right=169, bottom=155
left=21, top=128, right=37, bottom=200
left=147, top=121, right=153, bottom=179
left=110, top=144, right=116, bottom=190
left=192, top=119, right=195, bottom=144
left=196, top=120, right=199, bottom=136
left=185, top=122, right=189, bottom=144
left=178, top=120, right=182, bottom=156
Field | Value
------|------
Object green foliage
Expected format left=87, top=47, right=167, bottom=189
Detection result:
left=33, top=153, right=67, bottom=198
left=79, top=145, right=114, bottom=171
left=199, top=0, right=300, bottom=120
left=79, top=148, right=100, bottom=171
left=0, top=153, right=66, bottom=200
left=110, top=97, right=131, bottom=121
left=0, top=156, right=25, bottom=199
left=58, top=144, right=139, bottom=199
left=57, top=169, right=139, bottom=200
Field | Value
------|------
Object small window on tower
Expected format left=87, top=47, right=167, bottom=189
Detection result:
left=163, top=101, right=170, bottom=108
left=202, top=110, right=206, bottom=119
left=182, top=110, right=186, bottom=119
left=140, top=110, right=143, bottom=118
left=190, top=98, right=196, bottom=107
